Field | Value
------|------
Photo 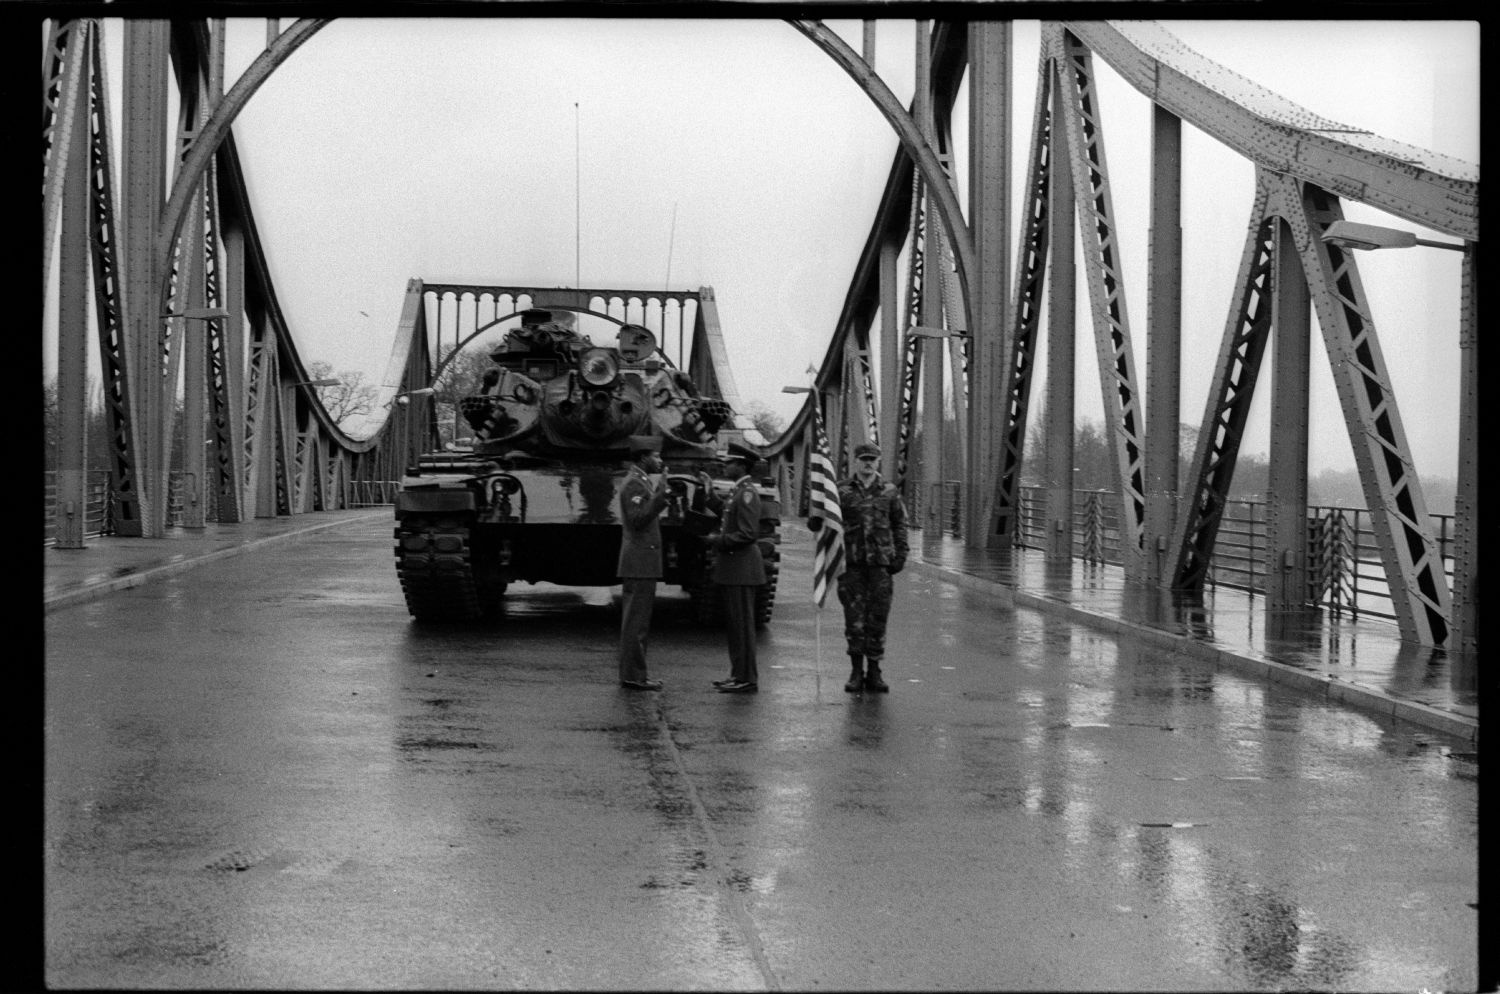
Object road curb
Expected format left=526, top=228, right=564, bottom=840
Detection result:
left=909, top=558, right=1479, bottom=745
left=44, top=511, right=387, bottom=614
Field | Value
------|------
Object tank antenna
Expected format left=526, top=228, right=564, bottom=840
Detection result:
left=665, top=202, right=678, bottom=361
left=574, top=101, right=581, bottom=290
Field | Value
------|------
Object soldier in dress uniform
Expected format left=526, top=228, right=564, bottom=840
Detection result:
left=836, top=441, right=908, bottom=692
left=616, top=435, right=669, bottom=690
left=703, top=441, right=766, bottom=694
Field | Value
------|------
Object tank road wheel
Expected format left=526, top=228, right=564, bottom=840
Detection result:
left=393, top=515, right=483, bottom=621
left=754, top=546, right=780, bottom=629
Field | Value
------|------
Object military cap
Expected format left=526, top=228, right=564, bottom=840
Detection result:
left=627, top=435, right=662, bottom=454
left=853, top=442, right=881, bottom=459
left=719, top=440, right=760, bottom=464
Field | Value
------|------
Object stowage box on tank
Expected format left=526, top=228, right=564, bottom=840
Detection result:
left=393, top=307, right=780, bottom=625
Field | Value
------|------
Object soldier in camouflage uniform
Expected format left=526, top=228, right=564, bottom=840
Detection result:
left=835, top=442, right=909, bottom=692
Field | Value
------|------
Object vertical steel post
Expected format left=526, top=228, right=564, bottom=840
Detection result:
left=1449, top=244, right=1477, bottom=652
left=915, top=21, right=944, bottom=533
left=253, top=333, right=280, bottom=517
left=219, top=219, right=247, bottom=522
left=967, top=21, right=1010, bottom=548
left=844, top=340, right=868, bottom=454
left=121, top=19, right=171, bottom=536
left=879, top=238, right=900, bottom=474
left=1143, top=104, right=1181, bottom=584
left=1265, top=217, right=1311, bottom=612
left=1043, top=61, right=1076, bottom=563
left=180, top=107, right=208, bottom=528
left=55, top=53, right=92, bottom=550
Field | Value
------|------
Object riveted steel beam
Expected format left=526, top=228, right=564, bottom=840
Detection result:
left=1287, top=177, right=1453, bottom=647
left=1064, top=20, right=1477, bottom=242
left=966, top=21, right=1010, bottom=549
left=1143, top=105, right=1182, bottom=584
left=990, top=43, right=1051, bottom=547
left=1043, top=57, right=1077, bottom=564
left=156, top=19, right=328, bottom=308
left=1449, top=247, right=1477, bottom=652
left=1171, top=180, right=1277, bottom=594
left=1053, top=25, right=1148, bottom=575
left=788, top=20, right=974, bottom=334
left=1264, top=213, right=1312, bottom=613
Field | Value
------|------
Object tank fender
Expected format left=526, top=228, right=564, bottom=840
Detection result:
left=396, top=489, right=477, bottom=518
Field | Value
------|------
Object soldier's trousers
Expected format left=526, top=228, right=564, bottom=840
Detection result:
left=618, top=578, right=657, bottom=682
left=836, top=563, right=894, bottom=659
left=721, top=584, right=759, bottom=685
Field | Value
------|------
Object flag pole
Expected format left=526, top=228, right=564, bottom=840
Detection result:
left=815, top=608, right=822, bottom=700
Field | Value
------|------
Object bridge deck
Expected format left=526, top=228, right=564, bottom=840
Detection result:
left=44, top=510, right=1477, bottom=744
left=906, top=533, right=1478, bottom=742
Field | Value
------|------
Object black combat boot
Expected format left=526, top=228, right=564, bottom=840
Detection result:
left=844, top=655, right=864, bottom=693
left=864, top=658, right=890, bottom=692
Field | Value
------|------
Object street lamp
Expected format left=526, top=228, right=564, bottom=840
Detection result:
left=392, top=387, right=436, bottom=406
left=1321, top=220, right=1466, bottom=253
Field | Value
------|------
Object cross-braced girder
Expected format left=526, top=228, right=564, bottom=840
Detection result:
left=1054, top=27, right=1148, bottom=566
left=1172, top=184, right=1277, bottom=592
left=990, top=55, right=1055, bottom=542
left=1291, top=180, right=1453, bottom=645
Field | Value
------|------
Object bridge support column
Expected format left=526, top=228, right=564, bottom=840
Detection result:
left=879, top=237, right=900, bottom=474
left=55, top=67, right=92, bottom=550
left=122, top=19, right=171, bottom=537
left=1144, top=105, right=1182, bottom=584
left=966, top=21, right=1010, bottom=549
left=1449, top=245, right=1478, bottom=652
left=1265, top=217, right=1312, bottom=614
left=1043, top=62, right=1076, bottom=564
left=915, top=22, right=944, bottom=535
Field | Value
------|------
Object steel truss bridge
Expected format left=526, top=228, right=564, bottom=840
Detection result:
left=43, top=18, right=1476, bottom=652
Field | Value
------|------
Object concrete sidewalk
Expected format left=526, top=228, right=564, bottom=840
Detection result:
left=44, top=508, right=1478, bottom=744
left=43, top=507, right=390, bottom=613
left=907, top=532, right=1478, bottom=744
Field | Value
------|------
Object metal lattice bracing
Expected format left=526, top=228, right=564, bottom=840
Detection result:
left=1054, top=27, right=1148, bottom=569
left=990, top=53, right=1054, bottom=542
left=892, top=168, right=927, bottom=494
left=1171, top=182, right=1277, bottom=592
left=1288, top=178, right=1453, bottom=646
left=83, top=25, right=143, bottom=534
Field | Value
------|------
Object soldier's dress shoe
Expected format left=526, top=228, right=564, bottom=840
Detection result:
left=712, top=677, right=738, bottom=687
left=621, top=679, right=663, bottom=691
left=717, top=680, right=758, bottom=694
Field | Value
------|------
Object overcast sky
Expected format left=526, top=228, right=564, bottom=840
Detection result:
left=84, top=17, right=1477, bottom=480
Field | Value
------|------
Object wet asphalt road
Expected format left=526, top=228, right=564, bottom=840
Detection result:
left=44, top=517, right=1478, bottom=990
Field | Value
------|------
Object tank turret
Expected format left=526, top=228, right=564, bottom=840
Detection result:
left=395, top=300, right=779, bottom=628
left=460, top=309, right=730, bottom=457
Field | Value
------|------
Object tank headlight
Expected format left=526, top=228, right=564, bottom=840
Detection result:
left=578, top=348, right=620, bottom=388
left=492, top=474, right=522, bottom=496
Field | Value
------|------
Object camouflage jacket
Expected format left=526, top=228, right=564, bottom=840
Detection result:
left=837, top=474, right=909, bottom=568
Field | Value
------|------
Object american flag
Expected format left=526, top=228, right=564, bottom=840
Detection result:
left=808, top=404, right=845, bottom=607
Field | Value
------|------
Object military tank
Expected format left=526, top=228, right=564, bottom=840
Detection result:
left=393, top=307, right=781, bottom=624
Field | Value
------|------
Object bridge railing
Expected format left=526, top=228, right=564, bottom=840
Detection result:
left=43, top=473, right=404, bottom=541
left=42, top=471, right=114, bottom=544
left=905, top=482, right=1454, bottom=629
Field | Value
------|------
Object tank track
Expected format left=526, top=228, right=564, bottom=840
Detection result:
left=394, top=515, right=484, bottom=621
left=689, top=541, right=781, bottom=629
left=754, top=547, right=780, bottom=628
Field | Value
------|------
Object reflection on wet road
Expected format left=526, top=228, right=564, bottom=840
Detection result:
left=44, top=519, right=1477, bottom=990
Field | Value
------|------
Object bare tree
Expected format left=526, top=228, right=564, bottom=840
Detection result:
left=307, top=360, right=379, bottom=428
left=742, top=399, right=786, bottom=443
